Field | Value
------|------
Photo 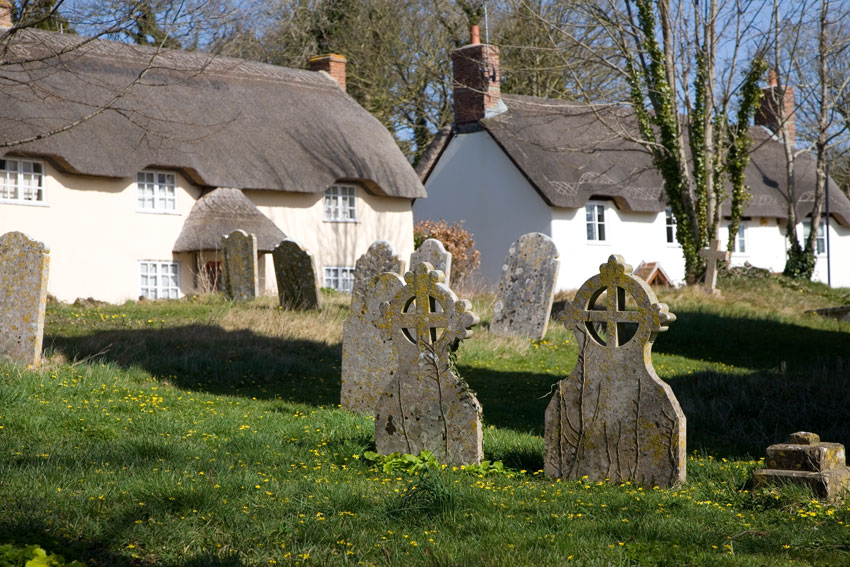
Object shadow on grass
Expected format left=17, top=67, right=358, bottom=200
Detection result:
left=46, top=325, right=341, bottom=406
left=0, top=526, right=248, bottom=567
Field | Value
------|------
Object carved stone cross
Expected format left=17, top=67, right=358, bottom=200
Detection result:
left=373, top=262, right=483, bottom=465
left=699, top=239, right=730, bottom=293
left=544, top=255, right=686, bottom=488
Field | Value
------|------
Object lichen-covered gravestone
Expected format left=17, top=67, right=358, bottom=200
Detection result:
left=490, top=233, right=560, bottom=340
left=544, top=255, right=685, bottom=487
left=340, top=241, right=406, bottom=413
left=410, top=238, right=452, bottom=284
left=221, top=230, right=258, bottom=301
left=0, top=231, right=50, bottom=367
left=374, top=262, right=483, bottom=465
left=752, top=432, right=850, bottom=500
left=272, top=238, right=321, bottom=310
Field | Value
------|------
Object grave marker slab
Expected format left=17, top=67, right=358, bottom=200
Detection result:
left=410, top=238, right=452, bottom=283
left=490, top=233, right=560, bottom=340
left=0, top=231, right=50, bottom=367
left=340, top=241, right=405, bottom=413
left=699, top=239, right=730, bottom=294
left=752, top=432, right=850, bottom=500
left=544, top=255, right=685, bottom=487
left=272, top=238, right=322, bottom=310
left=374, top=263, right=483, bottom=465
left=221, top=230, right=258, bottom=301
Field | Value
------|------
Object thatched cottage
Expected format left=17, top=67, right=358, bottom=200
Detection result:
left=0, top=17, right=423, bottom=302
left=415, top=37, right=850, bottom=289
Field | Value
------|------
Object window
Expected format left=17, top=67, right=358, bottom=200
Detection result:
left=0, top=158, right=44, bottom=203
left=324, top=266, right=355, bottom=292
left=585, top=202, right=606, bottom=241
left=137, top=170, right=176, bottom=211
left=803, top=220, right=827, bottom=255
left=732, top=223, right=746, bottom=253
left=665, top=207, right=676, bottom=243
left=324, top=184, right=357, bottom=221
left=139, top=261, right=180, bottom=299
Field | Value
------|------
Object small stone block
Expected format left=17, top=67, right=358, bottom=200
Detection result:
left=789, top=431, right=820, bottom=445
left=766, top=443, right=845, bottom=472
left=752, top=467, right=850, bottom=501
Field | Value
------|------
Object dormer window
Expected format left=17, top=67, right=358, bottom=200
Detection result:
left=137, top=170, right=176, bottom=212
left=324, top=184, right=357, bottom=222
left=1, top=158, right=44, bottom=204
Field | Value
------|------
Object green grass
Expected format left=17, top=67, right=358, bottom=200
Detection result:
left=1, top=274, right=850, bottom=566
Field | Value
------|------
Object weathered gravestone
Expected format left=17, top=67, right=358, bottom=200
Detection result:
left=272, top=238, right=321, bottom=310
left=374, top=262, right=483, bottom=465
left=340, top=241, right=405, bottom=413
left=490, top=233, right=560, bottom=340
left=221, top=230, right=258, bottom=301
left=700, top=239, right=730, bottom=294
left=410, top=238, right=452, bottom=284
left=544, top=255, right=685, bottom=487
left=752, top=432, right=850, bottom=500
left=0, top=231, right=50, bottom=367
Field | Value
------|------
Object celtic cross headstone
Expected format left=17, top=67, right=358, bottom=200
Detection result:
left=374, top=262, right=483, bottom=465
left=544, top=255, right=686, bottom=487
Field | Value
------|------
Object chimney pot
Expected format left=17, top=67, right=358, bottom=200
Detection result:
left=0, top=0, right=13, bottom=30
left=309, top=54, right=347, bottom=92
left=470, top=24, right=480, bottom=45
left=768, top=68, right=778, bottom=87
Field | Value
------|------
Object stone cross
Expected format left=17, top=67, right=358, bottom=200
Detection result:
left=340, top=241, right=406, bottom=413
left=752, top=432, right=850, bottom=500
left=544, top=255, right=686, bottom=488
left=699, top=239, right=730, bottom=293
left=221, top=229, right=258, bottom=301
left=491, top=233, right=560, bottom=340
left=0, top=231, right=50, bottom=367
left=410, top=238, right=452, bottom=284
left=374, top=262, right=483, bottom=465
left=272, top=238, right=322, bottom=310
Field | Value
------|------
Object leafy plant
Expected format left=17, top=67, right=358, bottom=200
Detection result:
left=0, top=544, right=84, bottom=567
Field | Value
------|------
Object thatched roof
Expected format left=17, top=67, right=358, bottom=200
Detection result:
left=419, top=94, right=850, bottom=225
left=173, top=188, right=285, bottom=253
left=0, top=29, right=425, bottom=199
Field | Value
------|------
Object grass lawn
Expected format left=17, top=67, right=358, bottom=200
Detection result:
left=2, top=271, right=850, bottom=566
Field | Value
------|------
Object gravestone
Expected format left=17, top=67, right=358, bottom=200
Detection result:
left=700, top=239, right=730, bottom=294
left=490, top=233, right=560, bottom=340
left=544, top=255, right=685, bottom=487
left=410, top=238, right=452, bottom=283
left=752, top=432, right=850, bottom=500
left=374, top=263, right=483, bottom=465
left=0, top=231, right=50, bottom=367
left=221, top=230, right=258, bottom=301
left=272, top=238, right=322, bottom=310
left=340, top=241, right=406, bottom=413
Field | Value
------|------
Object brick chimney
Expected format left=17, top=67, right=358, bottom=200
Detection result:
left=755, top=69, right=795, bottom=145
left=451, top=26, right=506, bottom=128
left=0, top=0, right=13, bottom=30
left=309, top=54, right=347, bottom=92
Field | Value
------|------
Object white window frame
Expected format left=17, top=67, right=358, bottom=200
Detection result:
left=0, top=157, right=45, bottom=204
left=731, top=223, right=747, bottom=254
left=585, top=201, right=606, bottom=242
left=137, top=170, right=177, bottom=213
left=803, top=219, right=827, bottom=255
left=323, top=266, right=355, bottom=292
left=139, top=261, right=181, bottom=299
left=323, top=184, right=357, bottom=222
left=665, top=207, right=677, bottom=244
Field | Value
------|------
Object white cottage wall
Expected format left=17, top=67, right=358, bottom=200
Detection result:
left=416, top=131, right=553, bottom=285
left=0, top=162, right=200, bottom=303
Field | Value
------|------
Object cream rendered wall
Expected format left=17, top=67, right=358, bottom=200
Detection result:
left=415, top=131, right=553, bottom=285
left=0, top=161, right=200, bottom=303
left=813, top=220, right=850, bottom=287
left=247, top=187, right=415, bottom=290
left=551, top=204, right=686, bottom=290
